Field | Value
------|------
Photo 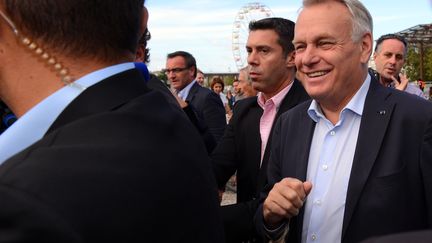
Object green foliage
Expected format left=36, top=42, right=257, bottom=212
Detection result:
left=224, top=75, right=236, bottom=86
left=155, top=71, right=168, bottom=85
left=405, top=46, right=432, bottom=81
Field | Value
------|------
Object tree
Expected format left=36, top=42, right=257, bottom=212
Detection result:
left=154, top=71, right=169, bottom=86
left=224, top=75, right=236, bottom=87
left=405, top=46, right=432, bottom=81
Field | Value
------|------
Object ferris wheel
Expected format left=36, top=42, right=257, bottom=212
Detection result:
left=232, top=2, right=274, bottom=71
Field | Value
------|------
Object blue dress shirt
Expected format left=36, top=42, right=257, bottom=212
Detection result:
left=301, top=75, right=371, bottom=243
left=177, top=80, right=197, bottom=101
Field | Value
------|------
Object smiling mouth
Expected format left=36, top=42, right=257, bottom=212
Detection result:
left=306, top=71, right=329, bottom=78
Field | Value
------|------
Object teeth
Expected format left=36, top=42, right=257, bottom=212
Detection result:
left=308, top=71, right=327, bottom=78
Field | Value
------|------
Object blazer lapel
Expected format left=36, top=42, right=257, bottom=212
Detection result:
left=47, top=69, right=149, bottom=134
left=295, top=107, right=316, bottom=181
left=185, top=82, right=199, bottom=103
left=247, top=100, right=264, bottom=193
left=258, top=80, right=310, bottom=191
left=294, top=105, right=316, bottom=240
left=342, top=78, right=394, bottom=238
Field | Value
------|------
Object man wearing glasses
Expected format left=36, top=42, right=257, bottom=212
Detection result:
left=166, top=51, right=226, bottom=144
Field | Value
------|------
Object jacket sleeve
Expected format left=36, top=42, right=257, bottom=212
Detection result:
left=202, top=91, right=227, bottom=143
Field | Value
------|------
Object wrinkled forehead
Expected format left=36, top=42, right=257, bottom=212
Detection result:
left=294, top=2, right=352, bottom=41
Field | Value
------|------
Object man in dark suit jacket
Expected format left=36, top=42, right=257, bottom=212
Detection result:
left=135, top=29, right=217, bottom=153
left=256, top=1, right=432, bottom=242
left=166, top=51, right=226, bottom=144
left=0, top=1, right=224, bottom=242
left=211, top=18, right=309, bottom=243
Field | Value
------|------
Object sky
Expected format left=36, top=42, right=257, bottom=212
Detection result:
left=145, top=0, right=432, bottom=73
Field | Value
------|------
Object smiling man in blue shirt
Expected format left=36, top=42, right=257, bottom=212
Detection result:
left=256, top=0, right=432, bottom=242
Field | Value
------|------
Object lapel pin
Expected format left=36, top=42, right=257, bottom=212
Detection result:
left=378, top=110, right=386, bottom=115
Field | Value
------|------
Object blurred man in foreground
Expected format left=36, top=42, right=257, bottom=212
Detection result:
left=0, top=1, right=223, bottom=242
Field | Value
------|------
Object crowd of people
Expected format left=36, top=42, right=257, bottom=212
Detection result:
left=0, top=0, right=431, bottom=242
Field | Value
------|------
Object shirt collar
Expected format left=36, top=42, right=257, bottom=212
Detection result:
left=257, top=81, right=294, bottom=110
left=0, top=62, right=135, bottom=164
left=308, top=74, right=371, bottom=123
left=177, top=80, right=196, bottom=101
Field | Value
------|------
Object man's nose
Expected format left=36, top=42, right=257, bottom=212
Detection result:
left=301, top=46, right=320, bottom=66
left=247, top=51, right=259, bottom=66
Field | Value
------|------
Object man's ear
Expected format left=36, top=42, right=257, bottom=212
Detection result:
left=189, top=66, right=196, bottom=79
left=135, top=44, right=145, bottom=62
left=360, top=32, right=373, bottom=64
left=286, top=50, right=296, bottom=68
left=138, top=7, right=149, bottom=39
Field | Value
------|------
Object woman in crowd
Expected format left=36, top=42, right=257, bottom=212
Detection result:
left=211, top=77, right=232, bottom=122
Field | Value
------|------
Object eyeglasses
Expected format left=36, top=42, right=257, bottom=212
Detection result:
left=164, top=67, right=189, bottom=75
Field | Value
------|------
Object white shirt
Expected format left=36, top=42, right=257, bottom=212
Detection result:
left=177, top=80, right=197, bottom=101
left=0, top=62, right=135, bottom=164
left=301, top=75, right=371, bottom=243
left=219, top=93, right=228, bottom=106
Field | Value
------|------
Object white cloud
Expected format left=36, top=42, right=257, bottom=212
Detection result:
left=146, top=0, right=432, bottom=73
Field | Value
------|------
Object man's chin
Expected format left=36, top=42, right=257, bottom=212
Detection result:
left=382, top=73, right=397, bottom=80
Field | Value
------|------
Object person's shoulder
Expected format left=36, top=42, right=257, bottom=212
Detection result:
left=198, top=86, right=223, bottom=104
left=371, top=86, right=432, bottom=125
left=282, top=99, right=311, bottom=117
left=60, top=90, right=195, bottom=146
left=1, top=90, right=206, bottom=174
left=233, top=96, right=257, bottom=110
left=387, top=86, right=431, bottom=110
left=229, top=96, right=258, bottom=122
left=191, top=84, right=213, bottom=98
left=405, top=82, right=426, bottom=98
left=196, top=85, right=213, bottom=96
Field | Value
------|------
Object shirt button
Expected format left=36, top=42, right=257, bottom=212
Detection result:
left=330, top=130, right=336, bottom=136
left=311, top=234, right=317, bottom=241
left=314, top=199, right=322, bottom=206
left=322, top=164, right=328, bottom=171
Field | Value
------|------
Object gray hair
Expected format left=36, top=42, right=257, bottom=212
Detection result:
left=302, top=0, right=373, bottom=42
left=239, top=66, right=252, bottom=84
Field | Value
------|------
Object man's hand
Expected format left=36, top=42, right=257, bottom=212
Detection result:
left=170, top=89, right=188, bottom=108
left=263, top=178, right=312, bottom=228
left=392, top=73, right=408, bottom=91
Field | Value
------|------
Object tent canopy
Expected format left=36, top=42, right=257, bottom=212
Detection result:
left=396, top=23, right=432, bottom=47
left=395, top=23, right=432, bottom=79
